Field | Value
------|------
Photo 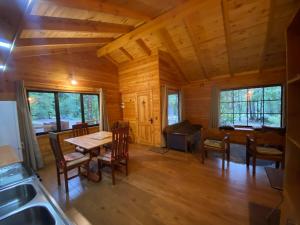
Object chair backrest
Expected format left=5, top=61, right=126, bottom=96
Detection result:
left=111, top=120, right=130, bottom=129
left=72, top=123, right=89, bottom=137
left=202, top=128, right=227, bottom=141
left=111, top=127, right=129, bottom=161
left=247, top=131, right=285, bottom=152
left=49, top=132, right=65, bottom=166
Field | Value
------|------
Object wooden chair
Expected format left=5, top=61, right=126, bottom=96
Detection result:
left=49, top=132, right=90, bottom=193
left=246, top=131, right=285, bottom=176
left=201, top=128, right=230, bottom=170
left=97, top=127, right=129, bottom=185
left=103, top=120, right=129, bottom=151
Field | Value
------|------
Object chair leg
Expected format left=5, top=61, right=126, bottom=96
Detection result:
left=275, top=161, right=280, bottom=169
left=246, top=151, right=250, bottom=168
left=125, top=160, right=128, bottom=176
left=78, top=166, right=81, bottom=176
left=202, top=149, right=205, bottom=164
left=252, top=157, right=256, bottom=176
left=56, top=166, right=61, bottom=186
left=111, top=164, right=115, bottom=185
left=63, top=169, right=69, bottom=193
left=222, top=152, right=225, bottom=170
left=227, top=147, right=230, bottom=162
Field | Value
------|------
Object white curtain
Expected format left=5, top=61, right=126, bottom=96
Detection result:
left=161, top=85, right=168, bottom=147
left=209, top=86, right=220, bottom=128
left=99, top=88, right=110, bottom=131
left=16, top=80, right=44, bottom=170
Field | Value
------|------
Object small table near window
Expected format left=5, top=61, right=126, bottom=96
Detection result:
left=64, top=131, right=112, bottom=182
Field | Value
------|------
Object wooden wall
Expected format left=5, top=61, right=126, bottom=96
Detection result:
left=119, top=54, right=161, bottom=146
left=0, top=49, right=122, bottom=164
left=182, top=69, right=286, bottom=128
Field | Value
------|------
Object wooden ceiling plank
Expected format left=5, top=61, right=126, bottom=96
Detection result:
left=24, top=15, right=134, bottom=34
left=221, top=0, right=234, bottom=76
left=136, top=38, right=151, bottom=56
left=104, top=54, right=119, bottom=66
left=119, top=47, right=134, bottom=60
left=183, top=19, right=208, bottom=80
left=41, top=0, right=151, bottom=21
left=97, top=0, right=218, bottom=57
left=16, top=37, right=114, bottom=46
left=157, top=28, right=190, bottom=83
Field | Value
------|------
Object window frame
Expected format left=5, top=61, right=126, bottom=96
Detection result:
left=27, top=90, right=100, bottom=135
left=219, top=84, right=283, bottom=128
left=167, top=89, right=180, bottom=125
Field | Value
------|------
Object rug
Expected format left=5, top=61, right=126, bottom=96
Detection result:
left=212, top=144, right=274, bottom=166
left=148, top=146, right=169, bottom=154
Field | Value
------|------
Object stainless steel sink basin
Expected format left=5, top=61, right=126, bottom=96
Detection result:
left=0, top=184, right=36, bottom=217
left=0, top=206, right=55, bottom=225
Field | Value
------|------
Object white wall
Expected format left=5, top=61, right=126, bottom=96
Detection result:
left=0, top=101, right=22, bottom=159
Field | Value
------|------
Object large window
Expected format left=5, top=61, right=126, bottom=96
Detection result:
left=28, top=91, right=100, bottom=134
left=168, top=91, right=180, bottom=125
left=219, top=85, right=282, bottom=128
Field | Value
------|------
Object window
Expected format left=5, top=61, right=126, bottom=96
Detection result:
left=27, top=91, right=99, bottom=134
left=219, top=85, right=282, bottom=128
left=168, top=91, right=180, bottom=125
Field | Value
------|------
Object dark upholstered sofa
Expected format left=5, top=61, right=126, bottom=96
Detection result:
left=163, top=120, right=202, bottom=152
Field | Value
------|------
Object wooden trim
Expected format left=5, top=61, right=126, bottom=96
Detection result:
left=42, top=0, right=151, bottom=21
left=119, top=47, right=134, bottom=60
left=221, top=0, right=234, bottom=76
left=16, top=38, right=114, bottom=46
left=24, top=15, right=134, bottom=34
left=97, top=0, right=217, bottom=57
left=136, top=38, right=151, bottom=56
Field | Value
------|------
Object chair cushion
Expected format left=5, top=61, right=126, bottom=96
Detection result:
left=97, top=152, right=112, bottom=162
left=66, top=155, right=90, bottom=167
left=256, top=146, right=283, bottom=155
left=204, top=139, right=223, bottom=149
left=75, top=146, right=87, bottom=153
left=64, top=152, right=85, bottom=162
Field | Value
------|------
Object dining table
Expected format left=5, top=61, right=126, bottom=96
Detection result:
left=64, top=131, right=113, bottom=182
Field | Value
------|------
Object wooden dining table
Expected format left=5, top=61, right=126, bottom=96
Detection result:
left=64, top=131, right=113, bottom=182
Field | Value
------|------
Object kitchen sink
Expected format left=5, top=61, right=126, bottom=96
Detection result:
left=0, top=184, right=36, bottom=217
left=0, top=206, right=55, bottom=225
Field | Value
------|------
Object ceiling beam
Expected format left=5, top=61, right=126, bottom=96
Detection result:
left=97, top=0, right=217, bottom=57
left=183, top=19, right=208, bottom=80
left=40, top=0, right=151, bottom=21
left=16, top=37, right=114, bottom=46
left=157, top=28, right=189, bottom=83
left=24, top=15, right=134, bottom=34
left=221, top=0, right=234, bottom=76
left=136, top=38, right=151, bottom=56
left=119, top=47, right=134, bottom=60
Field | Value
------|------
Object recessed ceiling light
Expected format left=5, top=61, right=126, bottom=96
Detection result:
left=0, top=65, right=6, bottom=71
left=71, top=79, right=78, bottom=85
left=0, top=41, right=12, bottom=49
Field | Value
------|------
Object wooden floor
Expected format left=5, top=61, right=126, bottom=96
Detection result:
left=38, top=144, right=281, bottom=225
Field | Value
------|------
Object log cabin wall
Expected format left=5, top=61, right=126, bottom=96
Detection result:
left=182, top=68, right=286, bottom=128
left=0, top=49, right=122, bottom=165
left=119, top=54, right=161, bottom=146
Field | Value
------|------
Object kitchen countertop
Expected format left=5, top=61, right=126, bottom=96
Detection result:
left=0, top=145, right=21, bottom=167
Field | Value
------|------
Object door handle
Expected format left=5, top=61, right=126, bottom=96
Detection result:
left=149, top=118, right=153, bottom=124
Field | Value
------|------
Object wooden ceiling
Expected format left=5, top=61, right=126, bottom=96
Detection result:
left=14, top=0, right=300, bottom=81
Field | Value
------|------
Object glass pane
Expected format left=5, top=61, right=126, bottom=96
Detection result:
left=248, top=88, right=263, bottom=101
left=28, top=92, right=57, bottom=133
left=220, top=90, right=233, bottom=102
left=248, top=100, right=263, bottom=114
left=233, top=89, right=247, bottom=101
left=83, top=95, right=99, bottom=125
left=248, top=114, right=263, bottom=127
left=58, top=93, right=82, bottom=130
left=264, top=100, right=281, bottom=114
left=220, top=102, right=233, bottom=113
left=168, top=93, right=179, bottom=125
left=264, top=86, right=281, bottom=100
left=234, top=101, right=247, bottom=113
left=220, top=114, right=233, bottom=126
left=264, top=114, right=281, bottom=127
left=233, top=114, right=247, bottom=126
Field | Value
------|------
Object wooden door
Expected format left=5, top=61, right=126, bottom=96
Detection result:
left=137, top=92, right=153, bottom=145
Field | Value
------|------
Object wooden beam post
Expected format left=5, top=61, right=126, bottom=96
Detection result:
left=97, top=0, right=218, bottom=57
left=119, top=47, right=134, bottom=60
left=136, top=38, right=151, bottom=56
left=221, top=0, right=234, bottom=76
